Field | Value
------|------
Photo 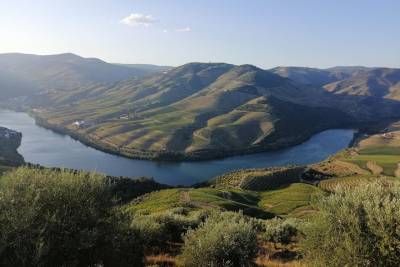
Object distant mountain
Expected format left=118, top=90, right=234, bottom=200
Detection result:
left=116, top=63, right=172, bottom=73
left=324, top=68, right=400, bottom=100
left=272, top=66, right=400, bottom=101
left=31, top=62, right=400, bottom=160
left=0, top=53, right=167, bottom=100
left=271, top=66, right=374, bottom=87
left=270, top=67, right=343, bottom=87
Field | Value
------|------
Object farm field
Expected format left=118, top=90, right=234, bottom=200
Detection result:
left=339, top=128, right=400, bottom=177
left=125, top=182, right=324, bottom=219
left=258, top=183, right=325, bottom=218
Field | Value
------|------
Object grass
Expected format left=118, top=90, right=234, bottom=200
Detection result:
left=125, top=182, right=325, bottom=218
left=0, top=165, right=13, bottom=176
left=344, top=155, right=399, bottom=176
left=258, top=183, right=326, bottom=218
left=125, top=189, right=183, bottom=214
left=188, top=188, right=272, bottom=218
left=359, top=146, right=400, bottom=155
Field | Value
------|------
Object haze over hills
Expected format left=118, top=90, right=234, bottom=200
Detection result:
left=271, top=66, right=400, bottom=101
left=270, top=66, right=372, bottom=87
left=324, top=68, right=400, bottom=100
left=0, top=53, right=169, bottom=100
left=23, top=60, right=400, bottom=160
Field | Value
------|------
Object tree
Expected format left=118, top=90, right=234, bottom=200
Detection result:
left=300, top=182, right=400, bottom=267
left=177, top=211, right=258, bottom=267
left=0, top=167, right=144, bottom=267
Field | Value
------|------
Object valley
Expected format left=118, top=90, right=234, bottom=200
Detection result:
left=1, top=53, right=400, bottom=267
left=0, top=109, right=354, bottom=185
left=17, top=61, right=400, bottom=161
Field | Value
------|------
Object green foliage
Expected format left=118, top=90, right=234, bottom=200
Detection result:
left=125, top=189, right=184, bottom=214
left=0, top=167, right=144, bottom=267
left=131, top=208, right=209, bottom=248
left=345, top=154, right=399, bottom=176
left=209, top=167, right=304, bottom=191
left=300, top=182, right=400, bottom=267
left=189, top=188, right=273, bottom=219
left=240, top=167, right=304, bottom=191
left=177, top=211, right=258, bottom=267
left=261, top=218, right=302, bottom=245
left=258, top=183, right=325, bottom=217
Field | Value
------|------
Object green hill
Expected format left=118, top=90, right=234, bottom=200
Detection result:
left=31, top=62, right=385, bottom=160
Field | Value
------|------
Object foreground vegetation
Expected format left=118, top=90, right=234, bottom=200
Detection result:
left=1, top=120, right=399, bottom=266
left=0, top=155, right=399, bottom=266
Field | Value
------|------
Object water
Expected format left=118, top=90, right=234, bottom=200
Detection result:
left=0, top=109, right=354, bottom=185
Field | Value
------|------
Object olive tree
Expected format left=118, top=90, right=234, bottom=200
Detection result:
left=300, top=182, right=400, bottom=267
left=177, top=211, right=258, bottom=267
left=0, top=167, right=144, bottom=267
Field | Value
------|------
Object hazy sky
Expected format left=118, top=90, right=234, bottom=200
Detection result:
left=0, top=0, right=399, bottom=68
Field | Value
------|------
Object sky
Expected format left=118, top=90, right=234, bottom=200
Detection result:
left=0, top=0, right=399, bottom=68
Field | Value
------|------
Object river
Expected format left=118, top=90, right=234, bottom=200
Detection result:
left=0, top=109, right=355, bottom=185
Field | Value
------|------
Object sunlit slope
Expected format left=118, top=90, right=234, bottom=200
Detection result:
left=34, top=63, right=400, bottom=160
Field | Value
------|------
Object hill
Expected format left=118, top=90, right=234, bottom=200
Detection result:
left=270, top=66, right=347, bottom=86
left=324, top=68, right=400, bottom=100
left=30, top=62, right=390, bottom=160
left=116, top=63, right=172, bottom=73
left=0, top=53, right=167, bottom=100
left=270, top=66, right=374, bottom=86
left=272, top=66, right=400, bottom=101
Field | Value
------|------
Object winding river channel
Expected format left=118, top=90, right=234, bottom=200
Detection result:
left=0, top=109, right=355, bottom=185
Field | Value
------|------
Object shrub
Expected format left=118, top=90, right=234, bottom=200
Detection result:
left=0, top=167, right=144, bottom=267
left=177, top=211, right=258, bottom=267
left=261, top=218, right=301, bottom=245
left=131, top=209, right=209, bottom=250
left=300, top=182, right=400, bottom=267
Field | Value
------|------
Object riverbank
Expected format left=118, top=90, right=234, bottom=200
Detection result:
left=0, top=109, right=356, bottom=185
left=32, top=111, right=357, bottom=162
left=0, top=127, right=24, bottom=167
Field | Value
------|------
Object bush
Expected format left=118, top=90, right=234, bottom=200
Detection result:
left=177, top=211, right=258, bottom=267
left=131, top=209, right=209, bottom=250
left=0, top=167, right=144, bottom=267
left=261, top=218, right=301, bottom=245
left=300, top=182, right=400, bottom=267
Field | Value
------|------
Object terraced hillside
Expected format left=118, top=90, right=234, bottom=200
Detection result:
left=337, top=122, right=400, bottom=177
left=30, top=62, right=400, bottom=160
